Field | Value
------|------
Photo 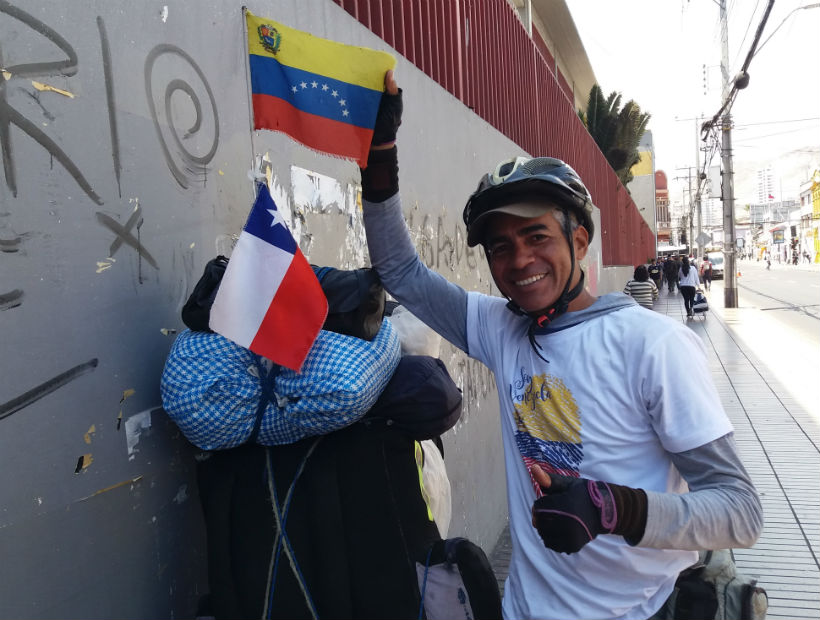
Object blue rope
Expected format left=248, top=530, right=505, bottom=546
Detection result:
left=417, top=544, right=434, bottom=620
left=265, top=440, right=322, bottom=619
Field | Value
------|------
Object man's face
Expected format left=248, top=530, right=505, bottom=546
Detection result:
left=484, top=207, right=588, bottom=313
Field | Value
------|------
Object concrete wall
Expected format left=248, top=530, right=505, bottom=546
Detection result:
left=0, top=1, right=618, bottom=616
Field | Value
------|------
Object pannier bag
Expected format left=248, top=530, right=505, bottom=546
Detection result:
left=362, top=354, right=463, bottom=440
left=416, top=537, right=503, bottom=620
left=181, top=255, right=228, bottom=332
left=661, top=549, right=767, bottom=620
left=160, top=318, right=400, bottom=449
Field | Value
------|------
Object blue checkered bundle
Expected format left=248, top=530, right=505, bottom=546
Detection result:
left=160, top=318, right=400, bottom=449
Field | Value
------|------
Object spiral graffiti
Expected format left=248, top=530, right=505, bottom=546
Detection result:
left=144, top=44, right=219, bottom=189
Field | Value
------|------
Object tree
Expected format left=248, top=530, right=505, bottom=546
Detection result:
left=579, top=85, right=650, bottom=187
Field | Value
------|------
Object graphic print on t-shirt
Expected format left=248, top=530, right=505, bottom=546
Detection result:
left=509, top=367, right=582, bottom=492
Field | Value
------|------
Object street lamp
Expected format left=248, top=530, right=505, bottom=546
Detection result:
left=756, top=3, right=820, bottom=57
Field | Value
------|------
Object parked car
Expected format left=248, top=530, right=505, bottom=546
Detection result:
left=705, top=252, right=724, bottom=279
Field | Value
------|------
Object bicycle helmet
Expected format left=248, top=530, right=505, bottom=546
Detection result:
left=463, top=157, right=596, bottom=360
left=463, top=156, right=595, bottom=248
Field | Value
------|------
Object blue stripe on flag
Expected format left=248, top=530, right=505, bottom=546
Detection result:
left=243, top=184, right=297, bottom=254
left=515, top=431, right=583, bottom=473
left=249, top=54, right=382, bottom=129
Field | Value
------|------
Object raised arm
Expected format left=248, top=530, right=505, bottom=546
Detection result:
left=360, top=71, right=470, bottom=352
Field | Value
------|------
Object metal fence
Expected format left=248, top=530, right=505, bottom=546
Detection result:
left=333, top=0, right=656, bottom=265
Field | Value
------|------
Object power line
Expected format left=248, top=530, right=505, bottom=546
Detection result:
left=733, top=126, right=818, bottom=142
left=701, top=0, right=775, bottom=139
left=733, top=116, right=820, bottom=127
left=733, top=0, right=763, bottom=69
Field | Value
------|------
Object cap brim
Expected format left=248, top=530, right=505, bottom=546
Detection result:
left=466, top=203, right=554, bottom=246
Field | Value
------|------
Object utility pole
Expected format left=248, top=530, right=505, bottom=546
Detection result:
left=720, top=0, right=738, bottom=307
left=695, top=117, right=703, bottom=260
left=688, top=167, right=694, bottom=256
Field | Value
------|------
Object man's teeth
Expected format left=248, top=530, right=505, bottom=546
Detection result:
left=516, top=273, right=545, bottom=286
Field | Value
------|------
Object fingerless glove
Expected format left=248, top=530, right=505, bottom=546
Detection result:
left=532, top=474, right=647, bottom=554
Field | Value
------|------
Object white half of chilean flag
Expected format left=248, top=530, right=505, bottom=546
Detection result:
left=209, top=183, right=328, bottom=371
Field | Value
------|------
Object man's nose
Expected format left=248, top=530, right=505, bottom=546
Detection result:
left=510, top=242, right=535, bottom=268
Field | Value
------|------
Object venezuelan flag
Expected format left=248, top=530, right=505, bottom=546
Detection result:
left=246, top=11, right=396, bottom=168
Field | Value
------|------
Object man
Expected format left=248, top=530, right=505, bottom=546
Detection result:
left=701, top=255, right=713, bottom=291
left=663, top=255, right=678, bottom=292
left=648, top=258, right=663, bottom=291
left=360, top=72, right=761, bottom=620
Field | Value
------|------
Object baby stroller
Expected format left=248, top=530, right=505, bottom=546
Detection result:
left=692, top=288, right=709, bottom=320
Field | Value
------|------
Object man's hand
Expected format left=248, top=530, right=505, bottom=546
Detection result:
left=530, top=465, right=618, bottom=554
left=370, top=69, right=402, bottom=150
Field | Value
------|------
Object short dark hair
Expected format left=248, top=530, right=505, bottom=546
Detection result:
left=634, top=265, right=649, bottom=281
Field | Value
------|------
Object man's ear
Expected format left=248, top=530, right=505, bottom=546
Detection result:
left=573, top=225, right=590, bottom=261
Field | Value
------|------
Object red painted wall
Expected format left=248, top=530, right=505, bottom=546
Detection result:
left=335, top=0, right=653, bottom=266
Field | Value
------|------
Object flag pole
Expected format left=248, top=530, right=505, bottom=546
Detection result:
left=241, top=6, right=261, bottom=184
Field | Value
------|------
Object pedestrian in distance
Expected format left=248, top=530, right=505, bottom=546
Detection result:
left=358, top=70, right=762, bottom=620
left=663, top=256, right=678, bottom=293
left=700, top=255, right=713, bottom=291
left=678, top=256, right=700, bottom=318
left=648, top=258, right=663, bottom=291
left=624, top=265, right=659, bottom=309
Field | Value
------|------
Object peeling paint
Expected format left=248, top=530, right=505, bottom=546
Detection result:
left=160, top=328, right=177, bottom=336
left=160, top=5, right=169, bottom=22
left=1, top=70, right=10, bottom=81
left=31, top=81, right=75, bottom=98
left=83, top=424, right=96, bottom=444
left=172, top=484, right=188, bottom=505
left=124, top=409, right=152, bottom=459
left=74, top=453, right=93, bottom=473
left=96, top=257, right=116, bottom=273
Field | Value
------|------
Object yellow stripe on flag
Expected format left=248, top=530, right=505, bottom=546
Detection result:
left=246, top=11, right=395, bottom=92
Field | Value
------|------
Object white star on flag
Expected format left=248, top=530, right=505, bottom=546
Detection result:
left=331, top=90, right=338, bottom=97
left=267, top=209, right=286, bottom=229
left=300, top=81, right=307, bottom=89
left=339, top=99, right=346, bottom=106
left=311, top=81, right=318, bottom=88
left=342, top=109, right=349, bottom=117
left=322, top=84, right=329, bottom=91
left=291, top=86, right=298, bottom=93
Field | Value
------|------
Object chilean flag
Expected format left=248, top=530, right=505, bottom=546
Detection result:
left=209, top=183, right=327, bottom=371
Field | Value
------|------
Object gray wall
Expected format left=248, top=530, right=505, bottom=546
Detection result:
left=0, top=1, right=621, bottom=616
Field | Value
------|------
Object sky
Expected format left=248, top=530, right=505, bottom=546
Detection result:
left=565, top=0, right=820, bottom=206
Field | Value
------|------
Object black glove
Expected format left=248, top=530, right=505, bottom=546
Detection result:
left=371, top=87, right=402, bottom=147
left=531, top=474, right=647, bottom=554
left=361, top=84, right=402, bottom=201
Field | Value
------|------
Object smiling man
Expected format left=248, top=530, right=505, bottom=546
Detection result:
left=359, top=74, right=761, bottom=620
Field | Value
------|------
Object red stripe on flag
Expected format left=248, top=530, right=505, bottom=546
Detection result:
left=252, top=93, right=374, bottom=168
left=250, top=252, right=328, bottom=371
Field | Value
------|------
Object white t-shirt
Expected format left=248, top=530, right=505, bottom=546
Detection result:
left=466, top=293, right=733, bottom=620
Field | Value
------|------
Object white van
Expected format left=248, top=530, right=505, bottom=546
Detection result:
left=704, top=252, right=724, bottom=279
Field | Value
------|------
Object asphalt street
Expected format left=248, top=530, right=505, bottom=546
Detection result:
left=708, top=261, right=820, bottom=425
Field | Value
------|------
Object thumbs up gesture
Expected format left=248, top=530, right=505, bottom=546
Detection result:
left=530, top=464, right=619, bottom=554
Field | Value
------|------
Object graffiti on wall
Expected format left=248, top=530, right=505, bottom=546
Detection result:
left=0, top=3, right=220, bottom=437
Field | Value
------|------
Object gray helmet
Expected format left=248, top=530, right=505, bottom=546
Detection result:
left=463, top=156, right=595, bottom=247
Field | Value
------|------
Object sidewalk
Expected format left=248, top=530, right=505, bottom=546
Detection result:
left=489, top=284, right=820, bottom=618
